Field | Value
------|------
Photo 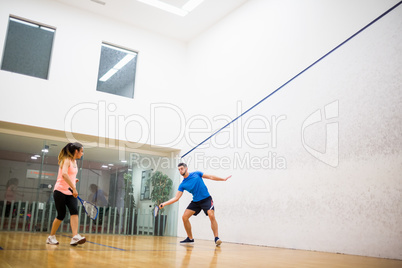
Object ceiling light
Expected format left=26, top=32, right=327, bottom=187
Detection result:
left=31, top=156, right=38, bottom=160
left=102, top=43, right=136, bottom=54
left=99, top=68, right=117, bottom=82
left=42, top=145, right=49, bottom=153
left=10, top=18, right=38, bottom=28
left=137, top=0, right=189, bottom=16
left=182, top=0, right=204, bottom=12
left=101, top=165, right=108, bottom=168
left=99, top=54, right=136, bottom=82
left=90, top=0, right=106, bottom=5
left=114, top=54, right=135, bottom=69
left=40, top=26, right=55, bottom=33
left=121, top=160, right=127, bottom=163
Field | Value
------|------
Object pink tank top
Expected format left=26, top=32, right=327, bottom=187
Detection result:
left=54, top=159, right=78, bottom=195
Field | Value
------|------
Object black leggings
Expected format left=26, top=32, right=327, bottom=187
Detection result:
left=53, top=190, right=78, bottom=220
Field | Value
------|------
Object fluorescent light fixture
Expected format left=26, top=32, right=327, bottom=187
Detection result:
left=34, top=155, right=41, bottom=158
left=137, top=0, right=205, bottom=16
left=182, top=0, right=204, bottom=12
left=90, top=0, right=106, bottom=5
left=101, top=165, right=108, bottom=168
left=102, top=44, right=136, bottom=55
left=108, top=164, right=114, bottom=166
left=40, top=26, right=55, bottom=32
left=137, top=0, right=188, bottom=16
left=121, top=160, right=127, bottom=163
left=41, top=149, right=49, bottom=153
left=10, top=17, right=55, bottom=32
left=99, top=51, right=136, bottom=82
left=114, top=54, right=135, bottom=70
left=31, top=156, right=38, bottom=160
left=99, top=68, right=117, bottom=82
left=10, top=18, right=38, bottom=28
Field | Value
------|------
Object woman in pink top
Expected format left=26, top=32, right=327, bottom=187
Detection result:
left=4, top=178, right=23, bottom=217
left=46, top=142, right=86, bottom=246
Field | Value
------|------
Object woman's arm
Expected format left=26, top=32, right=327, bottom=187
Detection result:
left=61, top=159, right=78, bottom=197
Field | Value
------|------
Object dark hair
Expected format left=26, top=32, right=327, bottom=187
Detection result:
left=178, top=163, right=187, bottom=168
left=90, top=184, right=98, bottom=192
left=58, top=142, right=83, bottom=165
left=6, top=178, right=19, bottom=188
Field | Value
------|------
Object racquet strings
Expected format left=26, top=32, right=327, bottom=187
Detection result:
left=83, top=201, right=98, bottom=220
left=154, top=206, right=159, bottom=217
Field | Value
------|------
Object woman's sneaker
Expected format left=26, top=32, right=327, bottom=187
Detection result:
left=180, top=237, right=194, bottom=245
left=215, top=237, right=222, bottom=246
left=70, top=234, right=86, bottom=246
left=46, top=235, right=59, bottom=245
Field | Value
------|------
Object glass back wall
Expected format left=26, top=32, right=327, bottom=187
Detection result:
left=0, top=133, right=178, bottom=237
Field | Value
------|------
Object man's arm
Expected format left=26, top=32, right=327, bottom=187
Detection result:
left=159, top=191, right=183, bottom=209
left=202, top=174, right=232, bottom=181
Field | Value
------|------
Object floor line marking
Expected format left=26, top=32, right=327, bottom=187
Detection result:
left=61, top=234, right=126, bottom=251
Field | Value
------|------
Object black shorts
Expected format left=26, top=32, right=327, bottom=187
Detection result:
left=187, top=196, right=214, bottom=216
left=53, top=190, right=78, bottom=220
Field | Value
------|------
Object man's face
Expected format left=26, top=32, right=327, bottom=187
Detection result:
left=178, top=166, right=187, bottom=176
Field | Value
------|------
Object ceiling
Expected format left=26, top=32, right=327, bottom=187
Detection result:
left=54, top=0, right=249, bottom=41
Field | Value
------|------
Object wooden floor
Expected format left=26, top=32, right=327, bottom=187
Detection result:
left=0, top=232, right=400, bottom=268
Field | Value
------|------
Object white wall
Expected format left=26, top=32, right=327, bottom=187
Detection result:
left=0, top=0, right=187, bottom=148
left=178, top=0, right=402, bottom=260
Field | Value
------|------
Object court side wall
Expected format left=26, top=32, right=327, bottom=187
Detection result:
left=0, top=0, right=188, bottom=146
left=180, top=0, right=402, bottom=260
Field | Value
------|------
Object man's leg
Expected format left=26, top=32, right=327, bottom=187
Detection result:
left=182, top=209, right=195, bottom=239
left=207, top=210, right=218, bottom=238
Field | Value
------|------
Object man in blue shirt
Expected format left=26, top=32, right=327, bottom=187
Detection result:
left=160, top=163, right=231, bottom=246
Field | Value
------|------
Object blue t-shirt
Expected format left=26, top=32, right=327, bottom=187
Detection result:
left=178, top=171, right=210, bottom=202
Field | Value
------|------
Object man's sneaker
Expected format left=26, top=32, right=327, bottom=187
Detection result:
left=180, top=237, right=194, bottom=245
left=215, top=237, right=222, bottom=246
left=46, top=235, right=59, bottom=245
left=70, top=234, right=86, bottom=246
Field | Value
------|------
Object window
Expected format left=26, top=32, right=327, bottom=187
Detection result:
left=96, top=43, right=138, bottom=98
left=1, top=17, right=55, bottom=79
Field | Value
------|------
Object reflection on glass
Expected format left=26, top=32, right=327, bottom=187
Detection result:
left=140, top=170, right=152, bottom=200
left=0, top=133, right=178, bottom=237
